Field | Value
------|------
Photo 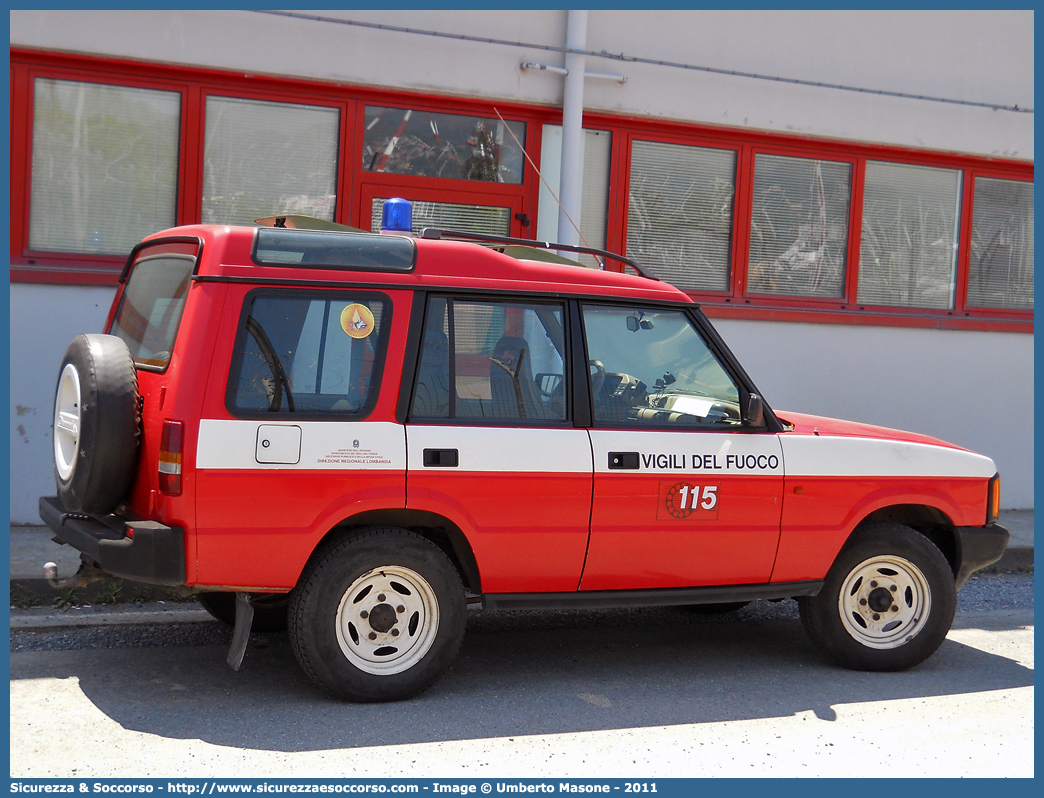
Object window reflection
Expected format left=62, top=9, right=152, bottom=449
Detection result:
left=362, top=106, right=525, bottom=184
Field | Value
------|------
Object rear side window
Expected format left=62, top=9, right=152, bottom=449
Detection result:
left=109, top=244, right=197, bottom=370
left=227, top=291, right=390, bottom=417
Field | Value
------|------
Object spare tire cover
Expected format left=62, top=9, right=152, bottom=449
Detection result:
left=53, top=334, right=140, bottom=514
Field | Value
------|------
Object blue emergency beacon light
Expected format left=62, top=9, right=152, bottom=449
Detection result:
left=381, top=198, right=413, bottom=234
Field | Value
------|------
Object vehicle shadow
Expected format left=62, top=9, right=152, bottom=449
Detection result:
left=10, top=602, right=1034, bottom=753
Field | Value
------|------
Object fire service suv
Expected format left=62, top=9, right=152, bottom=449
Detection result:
left=41, top=199, right=1009, bottom=702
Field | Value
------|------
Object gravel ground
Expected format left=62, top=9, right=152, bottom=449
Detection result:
left=10, top=571, right=1032, bottom=654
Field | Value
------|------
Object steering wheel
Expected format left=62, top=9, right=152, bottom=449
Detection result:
left=589, top=359, right=607, bottom=397
left=246, top=317, right=295, bottom=412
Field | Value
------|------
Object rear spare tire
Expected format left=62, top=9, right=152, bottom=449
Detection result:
left=53, top=334, right=140, bottom=514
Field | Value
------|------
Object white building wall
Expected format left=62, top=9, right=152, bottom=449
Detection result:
left=9, top=10, right=1034, bottom=518
left=10, top=285, right=116, bottom=521
left=716, top=319, right=1033, bottom=508
left=10, top=9, right=1033, bottom=158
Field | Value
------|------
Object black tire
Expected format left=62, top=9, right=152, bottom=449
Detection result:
left=685, top=601, right=751, bottom=614
left=53, top=334, right=139, bottom=514
left=798, top=523, right=956, bottom=671
left=288, top=527, right=466, bottom=702
left=197, top=592, right=290, bottom=633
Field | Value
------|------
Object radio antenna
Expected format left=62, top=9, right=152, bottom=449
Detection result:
left=493, top=107, right=604, bottom=268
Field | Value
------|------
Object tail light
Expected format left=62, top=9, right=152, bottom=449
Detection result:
left=987, top=473, right=1001, bottom=525
left=159, top=419, right=184, bottom=496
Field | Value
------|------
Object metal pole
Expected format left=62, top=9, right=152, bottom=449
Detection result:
left=557, top=9, right=587, bottom=247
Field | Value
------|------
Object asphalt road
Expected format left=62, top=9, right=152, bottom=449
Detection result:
left=9, top=573, right=1034, bottom=779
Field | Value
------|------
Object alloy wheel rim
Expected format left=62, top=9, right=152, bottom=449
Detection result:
left=54, top=363, right=82, bottom=482
left=838, top=554, right=931, bottom=649
left=335, top=565, right=440, bottom=675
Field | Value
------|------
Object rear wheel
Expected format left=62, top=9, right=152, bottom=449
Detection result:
left=799, top=523, right=956, bottom=671
left=288, top=528, right=465, bottom=702
left=53, top=334, right=139, bottom=514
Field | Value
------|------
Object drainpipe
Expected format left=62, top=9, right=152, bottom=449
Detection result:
left=557, top=9, right=587, bottom=247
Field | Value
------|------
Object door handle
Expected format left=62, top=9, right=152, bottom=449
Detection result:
left=423, top=448, right=459, bottom=468
left=608, top=451, right=640, bottom=470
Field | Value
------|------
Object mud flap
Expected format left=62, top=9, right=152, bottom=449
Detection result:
left=226, top=592, right=255, bottom=670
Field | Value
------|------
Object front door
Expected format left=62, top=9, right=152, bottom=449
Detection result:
left=578, top=303, right=784, bottom=591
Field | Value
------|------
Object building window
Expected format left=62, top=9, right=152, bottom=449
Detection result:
left=29, top=78, right=180, bottom=255
left=203, top=96, right=340, bottom=225
left=362, top=106, right=526, bottom=184
left=967, top=177, right=1034, bottom=310
left=747, top=154, right=852, bottom=299
left=627, top=140, right=736, bottom=292
left=537, top=126, right=612, bottom=268
left=857, top=161, right=962, bottom=310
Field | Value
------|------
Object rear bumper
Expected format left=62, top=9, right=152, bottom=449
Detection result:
left=39, top=495, right=186, bottom=586
left=954, top=522, right=1010, bottom=589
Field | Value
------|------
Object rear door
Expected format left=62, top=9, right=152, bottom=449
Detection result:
left=194, top=287, right=405, bottom=589
left=404, top=295, right=593, bottom=594
left=579, top=303, right=783, bottom=590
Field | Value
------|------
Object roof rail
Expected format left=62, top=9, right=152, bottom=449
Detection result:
left=419, top=227, right=659, bottom=281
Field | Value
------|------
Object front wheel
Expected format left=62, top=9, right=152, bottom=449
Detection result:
left=799, top=523, right=956, bottom=671
left=288, top=528, right=465, bottom=702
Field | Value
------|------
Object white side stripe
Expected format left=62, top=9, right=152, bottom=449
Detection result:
left=781, top=436, right=996, bottom=478
left=196, top=419, right=405, bottom=470
left=407, top=426, right=592, bottom=473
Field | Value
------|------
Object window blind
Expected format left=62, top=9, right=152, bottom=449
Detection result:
left=748, top=154, right=851, bottom=299
left=203, top=96, right=339, bottom=226
left=967, top=177, right=1034, bottom=310
left=857, top=161, right=961, bottom=309
left=627, top=140, right=736, bottom=292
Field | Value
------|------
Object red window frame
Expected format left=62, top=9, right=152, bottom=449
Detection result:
left=603, top=118, right=1032, bottom=332
left=10, top=49, right=545, bottom=286
left=11, top=48, right=1032, bottom=334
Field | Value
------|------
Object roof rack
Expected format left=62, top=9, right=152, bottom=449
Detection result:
left=419, top=227, right=659, bottom=282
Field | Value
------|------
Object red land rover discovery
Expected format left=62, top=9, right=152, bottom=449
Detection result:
left=40, top=201, right=1009, bottom=702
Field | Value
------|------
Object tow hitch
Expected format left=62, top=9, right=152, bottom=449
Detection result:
left=43, top=560, right=107, bottom=590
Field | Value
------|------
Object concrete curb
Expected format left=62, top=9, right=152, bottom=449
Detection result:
left=10, top=603, right=214, bottom=630
left=992, top=546, right=1033, bottom=572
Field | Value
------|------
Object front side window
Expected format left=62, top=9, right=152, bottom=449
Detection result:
left=582, top=305, right=742, bottom=429
left=747, top=154, right=852, bottom=299
left=410, top=298, right=567, bottom=424
left=857, top=161, right=961, bottom=309
left=30, top=78, right=180, bottom=255
left=203, top=96, right=340, bottom=225
left=228, top=292, right=388, bottom=416
left=362, top=106, right=526, bottom=184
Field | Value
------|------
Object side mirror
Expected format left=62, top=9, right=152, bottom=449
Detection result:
left=743, top=393, right=765, bottom=427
